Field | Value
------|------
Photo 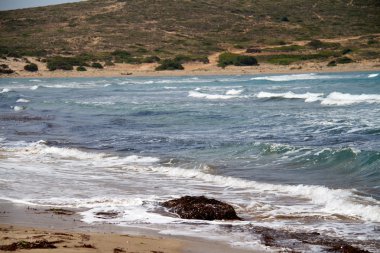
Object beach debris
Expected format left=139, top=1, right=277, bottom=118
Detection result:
left=161, top=196, right=241, bottom=221
left=0, top=240, right=58, bottom=251
left=114, top=247, right=126, bottom=253
left=46, top=208, right=75, bottom=215
left=75, top=243, right=96, bottom=248
left=95, top=211, right=120, bottom=219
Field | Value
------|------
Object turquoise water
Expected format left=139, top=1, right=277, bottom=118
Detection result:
left=0, top=72, right=379, bottom=251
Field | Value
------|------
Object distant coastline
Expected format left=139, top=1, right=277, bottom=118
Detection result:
left=0, top=0, right=85, bottom=11
left=1, top=56, right=379, bottom=79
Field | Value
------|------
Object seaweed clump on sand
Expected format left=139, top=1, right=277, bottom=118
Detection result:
left=0, top=240, right=58, bottom=251
left=46, top=208, right=75, bottom=215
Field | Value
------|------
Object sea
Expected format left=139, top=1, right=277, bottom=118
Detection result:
left=0, top=72, right=379, bottom=252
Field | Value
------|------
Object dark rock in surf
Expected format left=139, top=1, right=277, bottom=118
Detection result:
left=248, top=226, right=372, bottom=253
left=161, top=196, right=241, bottom=221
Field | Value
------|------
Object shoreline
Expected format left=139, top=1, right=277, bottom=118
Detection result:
left=0, top=200, right=257, bottom=253
left=1, top=57, right=379, bottom=79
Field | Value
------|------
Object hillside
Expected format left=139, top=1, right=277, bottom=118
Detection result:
left=0, top=0, right=380, bottom=74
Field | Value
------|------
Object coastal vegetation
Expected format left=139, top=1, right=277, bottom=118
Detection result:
left=23, top=63, right=38, bottom=72
left=218, top=52, right=258, bottom=67
left=155, top=59, right=184, bottom=71
left=0, top=0, right=379, bottom=74
left=76, top=66, right=87, bottom=71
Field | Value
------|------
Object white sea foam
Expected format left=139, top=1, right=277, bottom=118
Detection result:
left=0, top=88, right=12, bottom=93
left=16, top=98, right=30, bottom=103
left=13, top=105, right=26, bottom=111
left=30, top=85, right=40, bottom=90
left=189, top=89, right=247, bottom=100
left=256, top=91, right=324, bottom=102
left=256, top=91, right=380, bottom=105
left=1, top=140, right=380, bottom=251
left=115, top=159, right=380, bottom=223
left=8, top=141, right=380, bottom=224
left=368, top=73, right=378, bottom=78
left=226, top=89, right=244, bottom=95
left=188, top=91, right=239, bottom=100
left=6, top=141, right=159, bottom=165
left=251, top=73, right=325, bottom=82
left=321, top=92, right=380, bottom=105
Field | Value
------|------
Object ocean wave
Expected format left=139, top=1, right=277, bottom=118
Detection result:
left=145, top=165, right=380, bottom=222
left=13, top=105, right=26, bottom=111
left=16, top=98, right=30, bottom=103
left=321, top=92, right=380, bottom=105
left=188, top=91, right=239, bottom=100
left=5, top=140, right=159, bottom=165
left=368, top=73, right=378, bottom=78
left=256, top=91, right=380, bottom=105
left=30, top=85, right=40, bottom=90
left=2, top=141, right=380, bottom=223
left=251, top=73, right=329, bottom=82
left=256, top=91, right=323, bottom=102
left=189, top=89, right=247, bottom=100
left=226, top=89, right=244, bottom=95
left=251, top=73, right=369, bottom=82
left=0, top=88, right=12, bottom=93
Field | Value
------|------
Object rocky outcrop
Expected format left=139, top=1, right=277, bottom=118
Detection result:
left=161, top=196, right=241, bottom=221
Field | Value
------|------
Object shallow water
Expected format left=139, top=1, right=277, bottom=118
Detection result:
left=0, top=72, right=379, bottom=251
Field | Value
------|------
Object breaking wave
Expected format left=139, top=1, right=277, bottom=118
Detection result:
left=251, top=73, right=332, bottom=82
left=188, top=90, right=243, bottom=100
left=256, top=91, right=380, bottom=105
left=256, top=91, right=323, bottom=102
left=321, top=92, right=380, bottom=105
left=2, top=141, right=380, bottom=222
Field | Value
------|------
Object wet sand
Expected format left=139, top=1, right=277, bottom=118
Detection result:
left=0, top=200, right=258, bottom=253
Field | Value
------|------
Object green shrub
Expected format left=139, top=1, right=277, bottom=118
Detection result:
left=268, top=45, right=304, bottom=52
left=104, top=60, right=115, bottom=66
left=7, top=52, right=21, bottom=58
left=112, top=51, right=142, bottom=64
left=24, top=63, right=38, bottom=72
left=367, top=39, right=377, bottom=45
left=91, top=62, right=103, bottom=69
left=136, top=47, right=148, bottom=53
left=258, top=51, right=341, bottom=65
left=342, top=48, right=352, bottom=55
left=76, top=66, right=87, bottom=71
left=234, top=44, right=245, bottom=49
left=335, top=57, right=354, bottom=64
left=218, top=52, right=258, bottom=68
left=307, top=40, right=341, bottom=49
left=280, top=16, right=289, bottom=22
left=327, top=60, right=337, bottom=67
left=155, top=59, right=184, bottom=71
left=111, top=50, right=132, bottom=62
left=46, top=56, right=88, bottom=71
left=0, top=64, right=14, bottom=74
left=174, top=55, right=209, bottom=64
left=142, top=56, right=161, bottom=63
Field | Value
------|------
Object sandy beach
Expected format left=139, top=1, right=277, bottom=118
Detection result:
left=1, top=55, right=379, bottom=79
left=0, top=201, right=256, bottom=253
